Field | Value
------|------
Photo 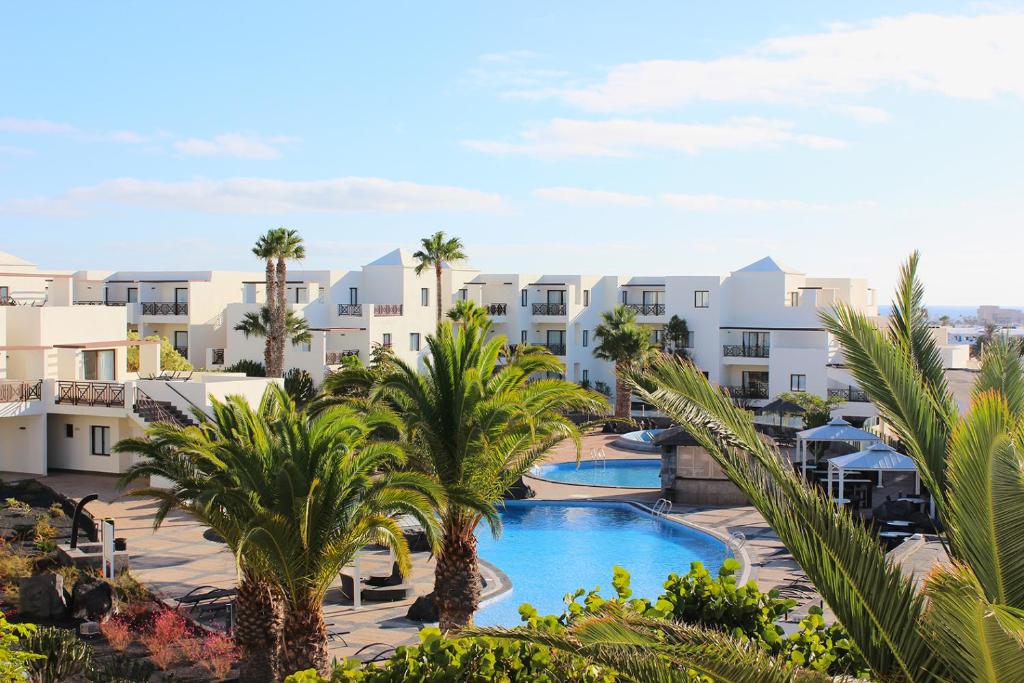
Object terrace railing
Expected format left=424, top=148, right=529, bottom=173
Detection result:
left=722, top=344, right=770, bottom=358
left=532, top=303, right=566, bottom=316
left=56, top=381, right=125, bottom=407
left=373, top=304, right=403, bottom=317
left=626, top=303, right=666, bottom=316
left=828, top=386, right=869, bottom=402
left=723, top=383, right=769, bottom=399
left=0, top=380, right=42, bottom=403
left=141, top=302, right=188, bottom=315
left=326, top=350, right=360, bottom=365
left=486, top=303, right=508, bottom=316
left=544, top=343, right=567, bottom=356
left=338, top=303, right=363, bottom=316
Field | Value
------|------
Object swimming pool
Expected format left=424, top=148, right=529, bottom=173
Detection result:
left=530, top=458, right=662, bottom=488
left=475, top=501, right=728, bottom=626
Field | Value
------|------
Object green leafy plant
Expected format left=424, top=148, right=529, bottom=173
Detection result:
left=126, top=331, right=192, bottom=372
left=47, top=503, right=65, bottom=519
left=4, top=498, right=31, bottom=513
left=283, top=367, right=316, bottom=407
left=0, top=614, right=43, bottom=680
left=593, top=304, right=654, bottom=418
left=85, top=654, right=156, bottom=683
left=224, top=358, right=267, bottom=376
left=413, top=230, right=467, bottom=322
left=22, top=626, right=93, bottom=682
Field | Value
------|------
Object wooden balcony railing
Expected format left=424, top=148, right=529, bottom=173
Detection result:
left=486, top=303, right=508, bottom=316
left=56, top=381, right=125, bottom=407
left=141, top=302, right=188, bottom=315
left=373, top=304, right=403, bottom=317
left=0, top=380, right=42, bottom=403
left=828, top=386, right=869, bottom=402
left=722, top=345, right=770, bottom=358
left=723, top=383, right=769, bottom=399
left=532, top=303, right=566, bottom=315
left=626, top=303, right=666, bottom=315
left=326, top=350, right=360, bottom=365
left=338, top=303, right=363, bottom=316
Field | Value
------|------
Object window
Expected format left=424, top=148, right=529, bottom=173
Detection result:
left=0, top=286, right=7, bottom=301
left=382, top=333, right=392, bottom=348
left=789, top=291, right=800, bottom=307
left=174, top=287, right=188, bottom=305
left=790, top=374, right=807, bottom=392
left=293, top=287, right=308, bottom=304
left=742, top=331, right=769, bottom=350
left=318, top=287, right=325, bottom=303
left=126, top=287, right=138, bottom=303
left=83, top=350, right=115, bottom=381
left=521, top=330, right=528, bottom=343
left=90, top=426, right=111, bottom=456
left=621, top=290, right=628, bottom=305
left=421, top=288, right=429, bottom=306
left=643, top=290, right=663, bottom=305
left=582, top=369, right=589, bottom=383
left=349, top=287, right=359, bottom=305
left=410, top=333, right=421, bottom=351
left=521, top=289, right=528, bottom=306
left=583, top=289, right=590, bottom=307
left=651, top=329, right=665, bottom=345
left=685, top=331, right=695, bottom=348
left=695, top=290, right=710, bottom=308
left=547, top=290, right=565, bottom=304
left=582, top=329, right=589, bottom=347
left=458, top=288, right=468, bottom=301
left=298, top=340, right=311, bottom=352
left=174, top=331, right=189, bottom=357
left=65, top=424, right=73, bottom=438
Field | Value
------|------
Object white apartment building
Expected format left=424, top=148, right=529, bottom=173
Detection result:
left=1, top=252, right=273, bottom=477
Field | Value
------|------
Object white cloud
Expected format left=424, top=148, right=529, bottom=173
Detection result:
left=830, top=104, right=891, bottom=124
left=2, top=177, right=503, bottom=216
left=0, top=145, right=35, bottom=157
left=540, top=12, right=1024, bottom=111
left=173, top=133, right=289, bottom=160
left=0, top=117, right=77, bottom=134
left=533, top=187, right=651, bottom=206
left=661, top=193, right=873, bottom=212
left=464, top=117, right=844, bottom=159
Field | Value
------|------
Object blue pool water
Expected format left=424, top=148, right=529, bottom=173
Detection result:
left=530, top=458, right=662, bottom=488
left=475, top=501, right=728, bottom=626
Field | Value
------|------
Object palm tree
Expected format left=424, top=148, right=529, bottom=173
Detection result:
left=476, top=252, right=1024, bottom=681
left=593, top=304, right=653, bottom=419
left=234, top=305, right=313, bottom=350
left=253, top=230, right=285, bottom=377
left=413, top=231, right=467, bottom=322
left=116, top=393, right=284, bottom=683
left=973, top=322, right=1000, bottom=358
left=375, top=316, right=606, bottom=631
left=446, top=299, right=490, bottom=329
left=273, top=229, right=305, bottom=378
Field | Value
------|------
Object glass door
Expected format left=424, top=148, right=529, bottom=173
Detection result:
left=742, top=331, right=769, bottom=352
left=174, top=330, right=189, bottom=357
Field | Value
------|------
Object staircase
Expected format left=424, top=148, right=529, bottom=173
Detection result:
left=133, top=389, right=196, bottom=427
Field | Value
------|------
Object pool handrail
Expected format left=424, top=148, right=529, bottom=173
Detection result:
left=651, top=498, right=673, bottom=517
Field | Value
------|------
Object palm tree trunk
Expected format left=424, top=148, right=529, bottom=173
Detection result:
left=274, top=257, right=288, bottom=378
left=435, top=263, right=443, bottom=323
left=235, top=573, right=282, bottom=683
left=280, top=597, right=329, bottom=676
left=434, top=519, right=480, bottom=632
left=614, top=365, right=630, bottom=419
left=264, top=260, right=277, bottom=377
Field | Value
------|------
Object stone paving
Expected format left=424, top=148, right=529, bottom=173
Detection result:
left=27, top=432, right=940, bottom=662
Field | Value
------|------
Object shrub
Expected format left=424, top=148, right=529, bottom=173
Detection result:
left=55, top=564, right=80, bottom=590
left=33, top=516, right=58, bottom=552
left=111, top=570, right=149, bottom=604
left=224, top=359, right=266, bottom=377
left=139, top=609, right=190, bottom=670
left=85, top=654, right=156, bottom=683
left=0, top=539, right=33, bottom=587
left=4, top=498, right=31, bottom=513
left=48, top=503, right=65, bottom=519
left=22, top=626, right=93, bottom=682
left=284, top=368, right=316, bottom=406
left=99, top=617, right=132, bottom=652
left=126, top=331, right=192, bottom=372
left=198, top=632, right=238, bottom=679
left=0, top=614, right=43, bottom=679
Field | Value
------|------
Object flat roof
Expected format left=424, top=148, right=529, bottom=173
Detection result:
left=53, top=339, right=160, bottom=349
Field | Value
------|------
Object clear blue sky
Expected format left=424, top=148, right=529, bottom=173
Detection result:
left=2, top=2, right=1023, bottom=304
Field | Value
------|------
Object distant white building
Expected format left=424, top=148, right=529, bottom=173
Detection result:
left=978, top=305, right=1024, bottom=326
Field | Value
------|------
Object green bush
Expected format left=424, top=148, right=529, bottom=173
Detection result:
left=224, top=359, right=267, bottom=377
left=284, top=368, right=316, bottom=406
left=85, top=654, right=156, bottom=683
left=21, top=626, right=92, bottom=682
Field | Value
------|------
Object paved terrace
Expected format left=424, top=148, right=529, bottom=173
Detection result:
left=28, top=432, right=923, bottom=660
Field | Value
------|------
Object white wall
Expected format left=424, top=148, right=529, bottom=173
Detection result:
left=0, top=415, right=46, bottom=475
left=45, top=414, right=136, bottom=474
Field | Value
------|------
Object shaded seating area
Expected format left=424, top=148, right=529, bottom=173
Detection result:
left=795, top=418, right=879, bottom=475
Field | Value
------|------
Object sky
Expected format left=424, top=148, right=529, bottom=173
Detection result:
left=2, top=2, right=1023, bottom=305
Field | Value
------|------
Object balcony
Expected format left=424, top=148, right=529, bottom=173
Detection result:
left=532, top=303, right=566, bottom=316
left=486, top=303, right=508, bottom=316
left=723, top=383, right=769, bottom=400
left=626, top=303, right=666, bottom=316
left=326, top=350, right=359, bottom=365
left=373, top=304, right=403, bottom=317
left=544, top=343, right=567, bottom=356
left=338, top=303, right=363, bottom=316
left=0, top=380, right=42, bottom=403
left=56, top=381, right=125, bottom=407
left=74, top=300, right=128, bottom=307
left=828, top=386, right=869, bottom=403
left=142, top=302, right=188, bottom=316
left=722, top=345, right=770, bottom=358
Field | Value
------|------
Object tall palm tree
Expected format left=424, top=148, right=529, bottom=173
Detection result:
left=116, top=393, right=284, bottom=683
left=375, top=316, right=606, bottom=631
left=253, top=230, right=285, bottom=377
left=234, top=305, right=313, bottom=351
left=273, top=229, right=305, bottom=378
left=476, top=252, right=1024, bottom=681
left=413, top=231, right=467, bottom=322
left=593, top=304, right=653, bottom=419
left=446, top=299, right=490, bottom=329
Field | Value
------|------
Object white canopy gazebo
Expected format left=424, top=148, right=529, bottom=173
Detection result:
left=796, top=417, right=879, bottom=474
left=826, top=442, right=920, bottom=506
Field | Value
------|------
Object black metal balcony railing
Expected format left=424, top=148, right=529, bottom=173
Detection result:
left=141, top=302, right=188, bottom=315
left=545, top=343, right=567, bottom=356
left=56, top=381, right=125, bottom=407
left=723, top=383, right=769, bottom=399
left=722, top=344, right=771, bottom=358
left=326, top=350, right=360, bottom=365
left=373, top=304, right=403, bottom=317
left=211, top=348, right=225, bottom=365
left=532, top=303, right=566, bottom=315
left=828, top=386, right=869, bottom=402
left=338, top=303, right=363, bottom=316
left=626, top=303, right=666, bottom=316
left=486, top=303, right=508, bottom=316
left=0, top=380, right=42, bottom=403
